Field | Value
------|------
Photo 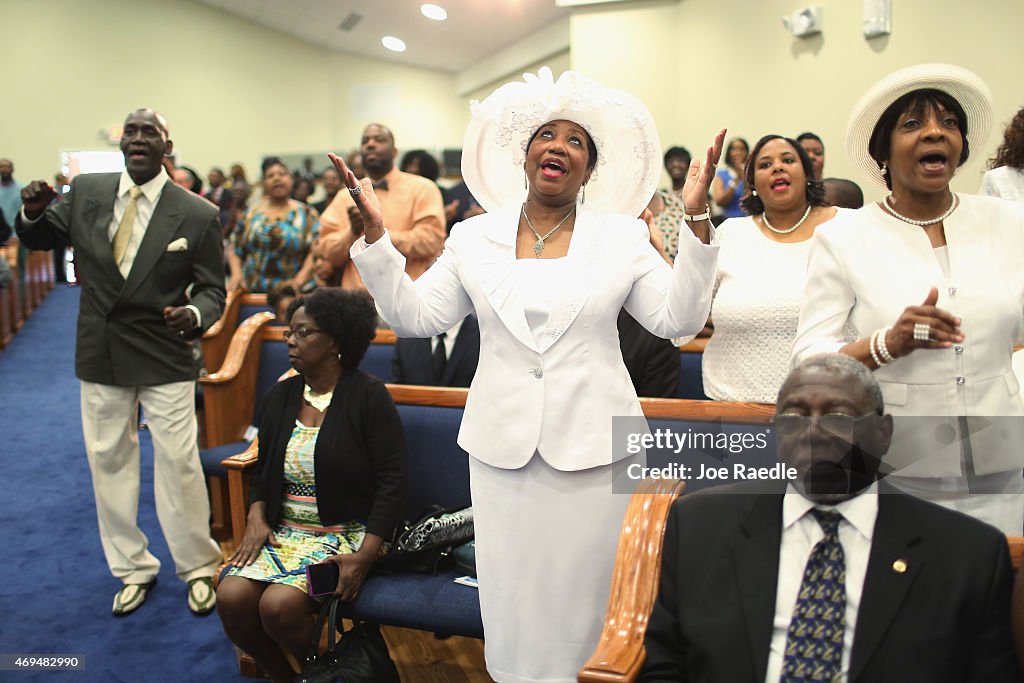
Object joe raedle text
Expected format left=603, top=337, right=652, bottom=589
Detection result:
left=626, top=462, right=796, bottom=482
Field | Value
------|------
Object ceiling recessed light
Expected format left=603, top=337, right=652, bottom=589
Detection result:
left=421, top=3, right=447, bottom=21
left=382, top=36, right=407, bottom=52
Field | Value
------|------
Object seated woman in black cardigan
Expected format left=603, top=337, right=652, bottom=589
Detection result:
left=216, top=288, right=406, bottom=683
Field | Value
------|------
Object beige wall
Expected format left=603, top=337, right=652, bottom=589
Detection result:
left=4, top=0, right=467, bottom=184
left=8, top=0, right=1021, bottom=199
left=571, top=0, right=1024, bottom=199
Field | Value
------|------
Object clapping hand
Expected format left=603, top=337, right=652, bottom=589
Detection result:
left=327, top=153, right=384, bottom=244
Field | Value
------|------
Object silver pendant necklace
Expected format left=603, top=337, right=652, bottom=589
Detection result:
left=303, top=384, right=333, bottom=412
left=884, top=193, right=959, bottom=226
left=522, top=203, right=576, bottom=257
left=761, top=204, right=812, bottom=235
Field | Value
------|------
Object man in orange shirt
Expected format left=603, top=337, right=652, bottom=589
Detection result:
left=320, top=124, right=445, bottom=288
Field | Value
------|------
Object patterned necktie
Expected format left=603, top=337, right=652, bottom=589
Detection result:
left=113, top=186, right=143, bottom=264
left=780, top=509, right=846, bottom=683
left=432, top=332, right=447, bottom=384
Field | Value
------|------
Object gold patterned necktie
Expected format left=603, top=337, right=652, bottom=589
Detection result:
left=113, top=186, right=143, bottom=264
left=780, top=509, right=846, bottom=682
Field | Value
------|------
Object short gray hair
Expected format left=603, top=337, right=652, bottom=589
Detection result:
left=786, top=353, right=884, bottom=414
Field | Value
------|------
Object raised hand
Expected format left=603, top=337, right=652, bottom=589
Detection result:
left=884, top=287, right=963, bottom=358
left=682, top=128, right=727, bottom=216
left=327, top=152, right=384, bottom=243
left=20, top=180, right=59, bottom=221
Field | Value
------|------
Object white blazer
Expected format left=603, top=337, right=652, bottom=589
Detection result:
left=793, top=194, right=1024, bottom=476
left=351, top=206, right=719, bottom=471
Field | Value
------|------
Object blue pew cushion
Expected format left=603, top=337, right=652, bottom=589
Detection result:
left=200, top=441, right=249, bottom=478
left=343, top=570, right=484, bottom=638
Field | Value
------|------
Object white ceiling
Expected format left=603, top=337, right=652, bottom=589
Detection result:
left=195, top=0, right=572, bottom=73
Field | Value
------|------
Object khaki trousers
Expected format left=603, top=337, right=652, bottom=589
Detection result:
left=80, top=380, right=222, bottom=585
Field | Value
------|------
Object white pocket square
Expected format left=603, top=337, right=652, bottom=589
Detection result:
left=166, top=238, right=189, bottom=252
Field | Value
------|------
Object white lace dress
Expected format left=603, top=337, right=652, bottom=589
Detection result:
left=702, top=214, right=845, bottom=403
left=979, top=165, right=1024, bottom=205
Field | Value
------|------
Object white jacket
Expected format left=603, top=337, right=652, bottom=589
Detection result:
left=352, top=206, right=719, bottom=471
left=793, top=194, right=1024, bottom=476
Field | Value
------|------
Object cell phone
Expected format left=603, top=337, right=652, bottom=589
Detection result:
left=305, top=561, right=340, bottom=597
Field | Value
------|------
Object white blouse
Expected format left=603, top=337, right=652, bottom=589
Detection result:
left=702, top=213, right=844, bottom=403
left=979, top=166, right=1024, bottom=205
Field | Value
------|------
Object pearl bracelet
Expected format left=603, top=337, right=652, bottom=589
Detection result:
left=877, top=326, right=895, bottom=364
left=869, top=330, right=888, bottom=368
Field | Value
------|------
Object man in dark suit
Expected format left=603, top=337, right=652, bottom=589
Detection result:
left=389, top=314, right=479, bottom=388
left=618, top=308, right=680, bottom=398
left=17, top=108, right=225, bottom=617
left=640, top=353, right=1017, bottom=682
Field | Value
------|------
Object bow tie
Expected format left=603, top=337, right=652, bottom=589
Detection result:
left=372, top=179, right=388, bottom=192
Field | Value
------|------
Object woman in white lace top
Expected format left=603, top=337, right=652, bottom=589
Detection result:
left=979, top=105, right=1024, bottom=204
left=700, top=135, right=842, bottom=403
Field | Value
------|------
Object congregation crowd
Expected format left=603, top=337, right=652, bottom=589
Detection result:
left=5, top=59, right=1024, bottom=683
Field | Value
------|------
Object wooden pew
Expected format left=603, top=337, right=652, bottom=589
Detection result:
left=200, top=286, right=243, bottom=375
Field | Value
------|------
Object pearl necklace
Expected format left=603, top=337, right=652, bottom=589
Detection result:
left=522, top=204, right=576, bottom=257
left=884, top=193, right=959, bottom=226
left=761, top=204, right=812, bottom=235
left=303, top=384, right=333, bottom=412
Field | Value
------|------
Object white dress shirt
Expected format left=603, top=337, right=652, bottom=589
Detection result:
left=765, top=483, right=878, bottom=683
left=430, top=317, right=464, bottom=361
left=111, top=168, right=167, bottom=278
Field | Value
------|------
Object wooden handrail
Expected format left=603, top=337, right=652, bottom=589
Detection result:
left=201, top=287, right=244, bottom=374
left=204, top=286, right=242, bottom=338
left=262, top=325, right=396, bottom=344
left=679, top=338, right=707, bottom=353
left=579, top=478, right=685, bottom=683
left=201, top=312, right=276, bottom=385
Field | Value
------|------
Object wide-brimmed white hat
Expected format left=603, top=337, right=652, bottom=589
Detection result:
left=461, top=67, right=661, bottom=218
left=845, top=63, right=993, bottom=188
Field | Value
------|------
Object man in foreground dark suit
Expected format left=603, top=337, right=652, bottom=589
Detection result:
left=640, top=353, right=1018, bottom=682
left=17, top=108, right=225, bottom=617
left=389, top=314, right=479, bottom=388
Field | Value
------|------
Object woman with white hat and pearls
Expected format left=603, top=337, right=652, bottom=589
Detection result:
left=329, top=68, right=724, bottom=683
left=694, top=133, right=847, bottom=404
left=793, top=63, right=1024, bottom=534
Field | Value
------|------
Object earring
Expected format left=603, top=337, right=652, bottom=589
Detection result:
left=880, top=161, right=888, bottom=176
left=751, top=189, right=758, bottom=197
left=524, top=169, right=528, bottom=189
left=581, top=185, right=586, bottom=204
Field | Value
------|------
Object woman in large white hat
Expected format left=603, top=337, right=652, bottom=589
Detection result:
left=329, top=68, right=724, bottom=683
left=793, top=63, right=1024, bottom=534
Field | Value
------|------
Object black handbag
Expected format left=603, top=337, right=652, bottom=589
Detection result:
left=294, top=598, right=400, bottom=683
left=376, top=505, right=474, bottom=574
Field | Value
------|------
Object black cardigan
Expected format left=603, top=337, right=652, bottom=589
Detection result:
left=248, top=371, right=406, bottom=539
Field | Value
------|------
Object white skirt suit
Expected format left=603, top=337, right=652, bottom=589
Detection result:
left=352, top=206, right=718, bottom=683
left=792, top=195, right=1024, bottom=533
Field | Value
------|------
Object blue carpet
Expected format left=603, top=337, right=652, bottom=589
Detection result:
left=0, top=287, right=247, bottom=682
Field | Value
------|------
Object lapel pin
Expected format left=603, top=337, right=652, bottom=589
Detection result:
left=892, top=559, right=907, bottom=574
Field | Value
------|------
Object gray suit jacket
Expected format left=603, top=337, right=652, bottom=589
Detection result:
left=16, top=173, right=225, bottom=386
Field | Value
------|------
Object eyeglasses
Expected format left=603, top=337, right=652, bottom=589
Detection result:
left=771, top=413, right=875, bottom=439
left=282, top=327, right=325, bottom=342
